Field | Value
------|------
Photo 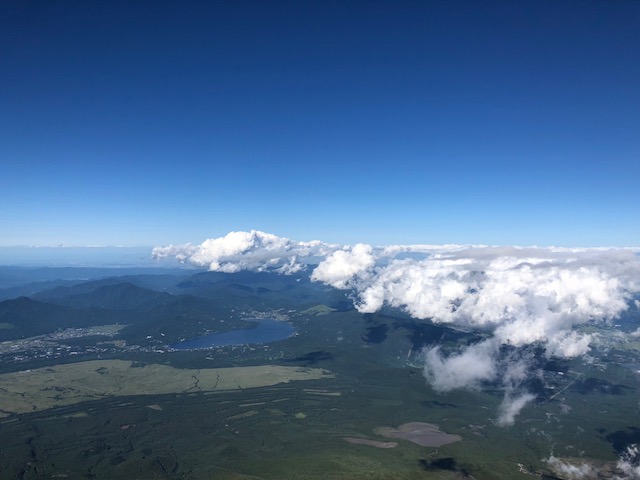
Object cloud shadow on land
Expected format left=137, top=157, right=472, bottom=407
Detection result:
left=571, top=377, right=635, bottom=396
left=362, top=324, right=388, bottom=344
left=418, top=457, right=473, bottom=478
left=605, top=427, right=640, bottom=454
left=283, top=350, right=333, bottom=366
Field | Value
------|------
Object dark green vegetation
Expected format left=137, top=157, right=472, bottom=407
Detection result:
left=0, top=267, right=639, bottom=479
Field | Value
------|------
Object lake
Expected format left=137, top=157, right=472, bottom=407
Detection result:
left=169, top=319, right=295, bottom=350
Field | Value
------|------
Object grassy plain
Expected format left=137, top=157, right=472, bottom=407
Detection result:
left=0, top=360, right=333, bottom=415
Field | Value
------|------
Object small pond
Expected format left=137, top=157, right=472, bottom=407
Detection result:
left=169, top=319, right=295, bottom=350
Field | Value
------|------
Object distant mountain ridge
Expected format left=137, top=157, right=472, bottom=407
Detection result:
left=36, top=282, right=174, bottom=310
left=0, top=296, right=120, bottom=340
left=0, top=268, right=351, bottom=344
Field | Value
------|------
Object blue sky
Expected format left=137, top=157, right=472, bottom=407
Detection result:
left=2, top=0, right=639, bottom=248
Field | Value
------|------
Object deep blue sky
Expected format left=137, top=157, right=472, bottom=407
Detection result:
left=2, top=0, right=639, bottom=247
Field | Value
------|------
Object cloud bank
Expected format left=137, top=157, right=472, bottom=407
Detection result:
left=153, top=230, right=334, bottom=274
left=545, top=444, right=640, bottom=479
left=154, top=231, right=640, bottom=425
left=314, top=246, right=640, bottom=357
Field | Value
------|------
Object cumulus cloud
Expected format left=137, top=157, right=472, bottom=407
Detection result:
left=546, top=456, right=595, bottom=479
left=310, top=243, right=375, bottom=289
left=422, top=341, right=538, bottom=425
left=154, top=231, right=640, bottom=425
left=497, top=392, right=536, bottom=426
left=423, top=339, right=498, bottom=392
left=546, top=447, right=640, bottom=480
left=615, top=444, right=640, bottom=480
left=495, top=355, right=537, bottom=426
left=152, top=243, right=199, bottom=263
left=152, top=230, right=334, bottom=274
left=346, top=247, right=640, bottom=357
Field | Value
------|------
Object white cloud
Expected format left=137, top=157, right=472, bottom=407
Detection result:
left=544, top=447, right=640, bottom=480
left=311, top=243, right=375, bottom=289
left=545, top=331, right=592, bottom=358
left=152, top=230, right=335, bottom=274
left=615, top=444, right=640, bottom=480
left=497, top=392, right=536, bottom=426
left=546, top=456, right=595, bottom=479
left=319, top=246, right=640, bottom=358
left=502, top=355, right=532, bottom=387
left=152, top=243, right=198, bottom=263
left=422, top=340, right=498, bottom=392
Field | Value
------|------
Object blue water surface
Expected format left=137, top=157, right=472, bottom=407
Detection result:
left=169, top=319, right=295, bottom=350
